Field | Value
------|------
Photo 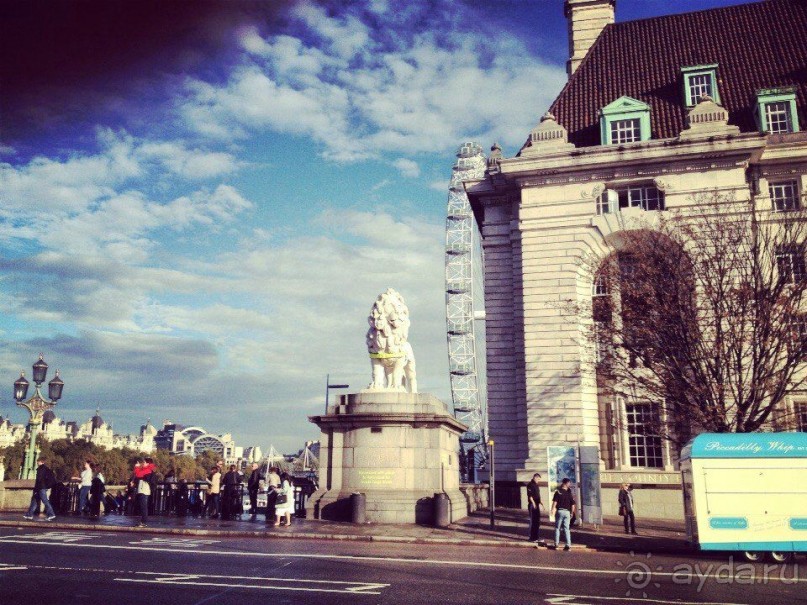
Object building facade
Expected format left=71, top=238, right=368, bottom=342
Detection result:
left=466, top=0, right=807, bottom=518
left=0, top=411, right=156, bottom=452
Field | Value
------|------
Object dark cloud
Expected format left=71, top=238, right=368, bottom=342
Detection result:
left=0, top=0, right=293, bottom=152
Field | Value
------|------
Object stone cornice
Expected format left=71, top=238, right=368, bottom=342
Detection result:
left=500, top=133, right=764, bottom=183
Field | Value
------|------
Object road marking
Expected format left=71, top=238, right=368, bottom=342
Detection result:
left=0, top=564, right=28, bottom=572
left=546, top=593, right=749, bottom=605
left=128, top=537, right=220, bottom=548
left=3, top=531, right=100, bottom=543
left=1, top=537, right=804, bottom=584
left=115, top=571, right=388, bottom=594
left=0, top=562, right=387, bottom=595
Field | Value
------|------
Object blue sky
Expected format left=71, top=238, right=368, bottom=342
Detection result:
left=0, top=0, right=754, bottom=452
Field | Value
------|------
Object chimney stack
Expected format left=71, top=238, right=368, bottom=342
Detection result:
left=565, top=0, right=615, bottom=78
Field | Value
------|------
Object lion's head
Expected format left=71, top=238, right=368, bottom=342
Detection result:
left=366, top=288, right=410, bottom=355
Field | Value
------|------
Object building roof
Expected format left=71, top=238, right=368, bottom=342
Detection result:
left=548, top=0, right=807, bottom=148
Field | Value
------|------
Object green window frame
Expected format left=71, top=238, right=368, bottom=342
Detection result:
left=681, top=64, right=720, bottom=106
left=599, top=96, right=651, bottom=145
left=756, top=87, right=800, bottom=134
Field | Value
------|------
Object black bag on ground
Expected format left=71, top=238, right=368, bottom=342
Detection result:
left=49, top=482, right=69, bottom=515
left=104, top=493, right=118, bottom=514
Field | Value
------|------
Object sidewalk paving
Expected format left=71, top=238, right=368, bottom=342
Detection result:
left=0, top=508, right=692, bottom=554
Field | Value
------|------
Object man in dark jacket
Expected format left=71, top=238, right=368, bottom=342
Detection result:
left=526, top=473, right=544, bottom=543
left=221, top=464, right=241, bottom=520
left=247, top=462, right=261, bottom=515
left=551, top=478, right=576, bottom=551
left=23, top=459, right=57, bottom=521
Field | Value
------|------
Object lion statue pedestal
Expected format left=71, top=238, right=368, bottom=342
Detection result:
left=305, top=288, right=468, bottom=524
left=305, top=391, right=468, bottom=524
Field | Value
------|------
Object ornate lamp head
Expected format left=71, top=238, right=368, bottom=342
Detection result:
left=14, top=372, right=29, bottom=402
left=48, top=370, right=64, bottom=402
left=32, top=354, right=48, bottom=385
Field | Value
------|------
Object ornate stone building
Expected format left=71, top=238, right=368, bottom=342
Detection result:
left=0, top=411, right=156, bottom=452
left=466, top=0, right=807, bottom=518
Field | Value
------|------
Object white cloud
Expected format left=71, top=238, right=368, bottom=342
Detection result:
left=179, top=1, right=566, bottom=162
left=393, top=158, right=420, bottom=178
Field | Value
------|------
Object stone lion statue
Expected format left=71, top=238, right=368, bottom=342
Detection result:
left=365, top=288, right=417, bottom=393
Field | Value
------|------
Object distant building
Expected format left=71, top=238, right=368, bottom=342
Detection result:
left=0, top=416, right=26, bottom=449
left=153, top=420, right=246, bottom=465
left=0, top=410, right=156, bottom=452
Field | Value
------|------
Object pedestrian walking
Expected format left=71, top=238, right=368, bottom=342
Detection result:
left=619, top=482, right=637, bottom=535
left=273, top=472, right=294, bottom=527
left=205, top=466, right=222, bottom=518
left=551, top=478, right=576, bottom=551
left=23, top=459, right=58, bottom=521
left=247, top=462, right=261, bottom=515
left=72, top=460, right=93, bottom=515
left=527, top=472, right=544, bottom=544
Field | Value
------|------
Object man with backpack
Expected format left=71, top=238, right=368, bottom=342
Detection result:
left=23, top=458, right=58, bottom=521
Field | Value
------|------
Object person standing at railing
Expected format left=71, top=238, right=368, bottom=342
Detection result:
left=89, top=464, right=105, bottom=518
left=130, top=458, right=157, bottom=527
left=221, top=464, right=240, bottom=520
left=265, top=466, right=281, bottom=522
left=273, top=472, right=294, bottom=527
left=72, top=460, right=93, bottom=516
left=205, top=466, right=222, bottom=519
left=247, top=462, right=261, bottom=516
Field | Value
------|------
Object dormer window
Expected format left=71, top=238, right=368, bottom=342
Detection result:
left=600, top=97, right=651, bottom=145
left=681, top=64, right=720, bottom=107
left=756, top=87, right=800, bottom=134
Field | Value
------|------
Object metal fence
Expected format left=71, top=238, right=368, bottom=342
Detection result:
left=54, top=478, right=316, bottom=518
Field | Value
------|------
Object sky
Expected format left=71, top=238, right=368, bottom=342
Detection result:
left=0, top=0, right=756, bottom=453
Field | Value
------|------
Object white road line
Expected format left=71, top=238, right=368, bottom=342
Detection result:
left=128, top=537, right=220, bottom=547
left=114, top=578, right=384, bottom=595
left=547, top=593, right=749, bottom=605
left=0, top=562, right=387, bottom=595
left=0, top=564, right=28, bottom=572
left=136, top=570, right=388, bottom=587
left=6, top=531, right=100, bottom=543
left=0, top=538, right=804, bottom=584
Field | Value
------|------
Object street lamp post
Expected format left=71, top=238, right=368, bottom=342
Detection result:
left=13, top=354, right=64, bottom=480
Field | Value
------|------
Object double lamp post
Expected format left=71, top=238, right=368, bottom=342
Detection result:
left=13, top=354, right=64, bottom=480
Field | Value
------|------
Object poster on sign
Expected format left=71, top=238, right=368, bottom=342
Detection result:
left=547, top=445, right=577, bottom=523
left=547, top=445, right=577, bottom=493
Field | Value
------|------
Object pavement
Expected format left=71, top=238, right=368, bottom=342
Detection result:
left=0, top=507, right=693, bottom=555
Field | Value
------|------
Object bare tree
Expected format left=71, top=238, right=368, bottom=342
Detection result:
left=573, top=191, right=807, bottom=447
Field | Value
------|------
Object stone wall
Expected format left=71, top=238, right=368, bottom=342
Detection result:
left=0, top=480, right=34, bottom=511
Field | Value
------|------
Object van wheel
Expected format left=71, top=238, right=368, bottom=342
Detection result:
left=743, top=551, right=764, bottom=562
left=769, top=551, right=793, bottom=563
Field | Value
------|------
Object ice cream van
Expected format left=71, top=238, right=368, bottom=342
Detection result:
left=679, top=432, right=807, bottom=562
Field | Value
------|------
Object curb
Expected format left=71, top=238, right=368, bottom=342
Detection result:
left=0, top=519, right=694, bottom=555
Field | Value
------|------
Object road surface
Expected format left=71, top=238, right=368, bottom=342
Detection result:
left=0, top=526, right=804, bottom=604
